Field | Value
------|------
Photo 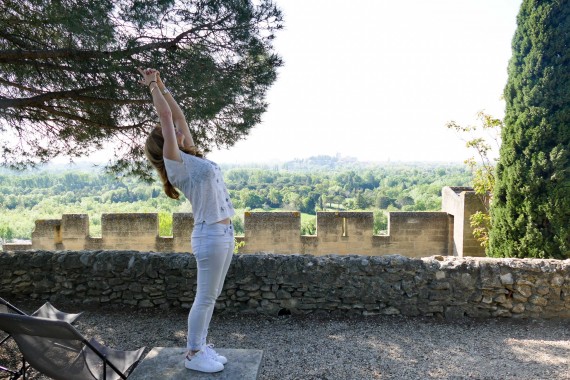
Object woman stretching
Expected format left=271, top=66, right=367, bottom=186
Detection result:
left=138, top=67, right=235, bottom=373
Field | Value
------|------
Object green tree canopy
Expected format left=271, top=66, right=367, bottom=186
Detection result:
left=489, top=0, right=570, bottom=259
left=0, top=0, right=282, bottom=177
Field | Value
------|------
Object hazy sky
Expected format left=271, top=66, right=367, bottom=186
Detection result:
left=208, top=0, right=523, bottom=164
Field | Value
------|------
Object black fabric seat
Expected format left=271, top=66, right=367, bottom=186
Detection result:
left=0, top=313, right=145, bottom=380
left=0, top=297, right=83, bottom=379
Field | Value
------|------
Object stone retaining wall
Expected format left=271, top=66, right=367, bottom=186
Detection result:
left=1, top=250, right=568, bottom=319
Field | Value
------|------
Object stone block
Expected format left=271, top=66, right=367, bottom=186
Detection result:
left=129, top=347, right=263, bottom=380
left=100, top=213, right=158, bottom=251
left=31, top=219, right=62, bottom=249
left=243, top=212, right=301, bottom=253
left=172, top=213, right=194, bottom=252
left=2, top=243, right=32, bottom=251
left=58, top=214, right=90, bottom=250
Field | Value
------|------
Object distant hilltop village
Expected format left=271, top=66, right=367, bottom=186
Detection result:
left=4, top=187, right=485, bottom=258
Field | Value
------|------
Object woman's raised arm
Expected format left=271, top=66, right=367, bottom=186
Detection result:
left=157, top=72, right=195, bottom=151
left=137, top=67, right=181, bottom=162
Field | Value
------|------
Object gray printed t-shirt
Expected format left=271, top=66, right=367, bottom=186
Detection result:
left=164, top=152, right=235, bottom=225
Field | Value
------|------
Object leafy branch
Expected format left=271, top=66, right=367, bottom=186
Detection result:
left=446, top=111, right=503, bottom=249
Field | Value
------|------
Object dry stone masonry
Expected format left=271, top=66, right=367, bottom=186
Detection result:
left=1, top=250, right=568, bottom=319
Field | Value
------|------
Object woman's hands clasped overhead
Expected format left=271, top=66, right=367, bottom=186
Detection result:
left=137, top=67, right=158, bottom=87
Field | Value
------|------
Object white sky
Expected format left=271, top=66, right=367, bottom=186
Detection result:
left=208, top=0, right=522, bottom=164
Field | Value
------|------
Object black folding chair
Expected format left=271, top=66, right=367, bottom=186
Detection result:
left=0, top=297, right=83, bottom=379
left=0, top=313, right=145, bottom=380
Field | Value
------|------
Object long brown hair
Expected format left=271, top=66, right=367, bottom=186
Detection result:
left=144, top=126, right=203, bottom=199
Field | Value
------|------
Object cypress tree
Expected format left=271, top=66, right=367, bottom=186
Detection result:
left=489, top=0, right=570, bottom=259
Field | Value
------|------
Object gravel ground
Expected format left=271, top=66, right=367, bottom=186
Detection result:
left=1, top=300, right=569, bottom=380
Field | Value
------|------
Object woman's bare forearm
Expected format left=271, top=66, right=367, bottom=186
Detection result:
left=162, top=90, right=183, bottom=120
left=157, top=74, right=186, bottom=124
left=157, top=72, right=195, bottom=148
left=150, top=82, right=173, bottom=122
left=137, top=67, right=180, bottom=160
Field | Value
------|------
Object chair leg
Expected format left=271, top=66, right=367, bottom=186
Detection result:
left=0, top=334, right=11, bottom=345
left=1, top=355, right=25, bottom=380
left=21, top=357, right=26, bottom=380
left=0, top=365, right=22, bottom=380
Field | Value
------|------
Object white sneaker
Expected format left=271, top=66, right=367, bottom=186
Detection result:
left=203, top=344, right=228, bottom=365
left=185, top=349, right=224, bottom=373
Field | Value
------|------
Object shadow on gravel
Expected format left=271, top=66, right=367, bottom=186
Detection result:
left=0, top=301, right=568, bottom=380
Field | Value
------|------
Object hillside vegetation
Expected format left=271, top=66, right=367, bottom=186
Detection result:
left=0, top=156, right=472, bottom=244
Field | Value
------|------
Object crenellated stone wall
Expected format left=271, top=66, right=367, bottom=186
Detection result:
left=2, top=187, right=486, bottom=258
left=8, top=211, right=455, bottom=257
left=1, top=250, right=568, bottom=319
left=243, top=211, right=454, bottom=256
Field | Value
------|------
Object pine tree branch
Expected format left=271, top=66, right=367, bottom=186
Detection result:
left=0, top=77, right=43, bottom=94
left=0, top=16, right=233, bottom=64
left=0, top=86, right=150, bottom=108
left=35, top=104, right=148, bottom=130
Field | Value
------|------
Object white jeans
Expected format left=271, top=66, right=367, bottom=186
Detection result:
left=187, top=222, right=234, bottom=350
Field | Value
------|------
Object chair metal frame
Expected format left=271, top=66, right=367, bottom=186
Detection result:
left=0, top=298, right=83, bottom=380
left=0, top=312, right=145, bottom=380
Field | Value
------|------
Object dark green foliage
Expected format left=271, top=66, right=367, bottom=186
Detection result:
left=0, top=226, right=13, bottom=241
left=223, top=162, right=470, bottom=215
left=0, top=0, right=283, bottom=178
left=489, top=0, right=570, bottom=259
